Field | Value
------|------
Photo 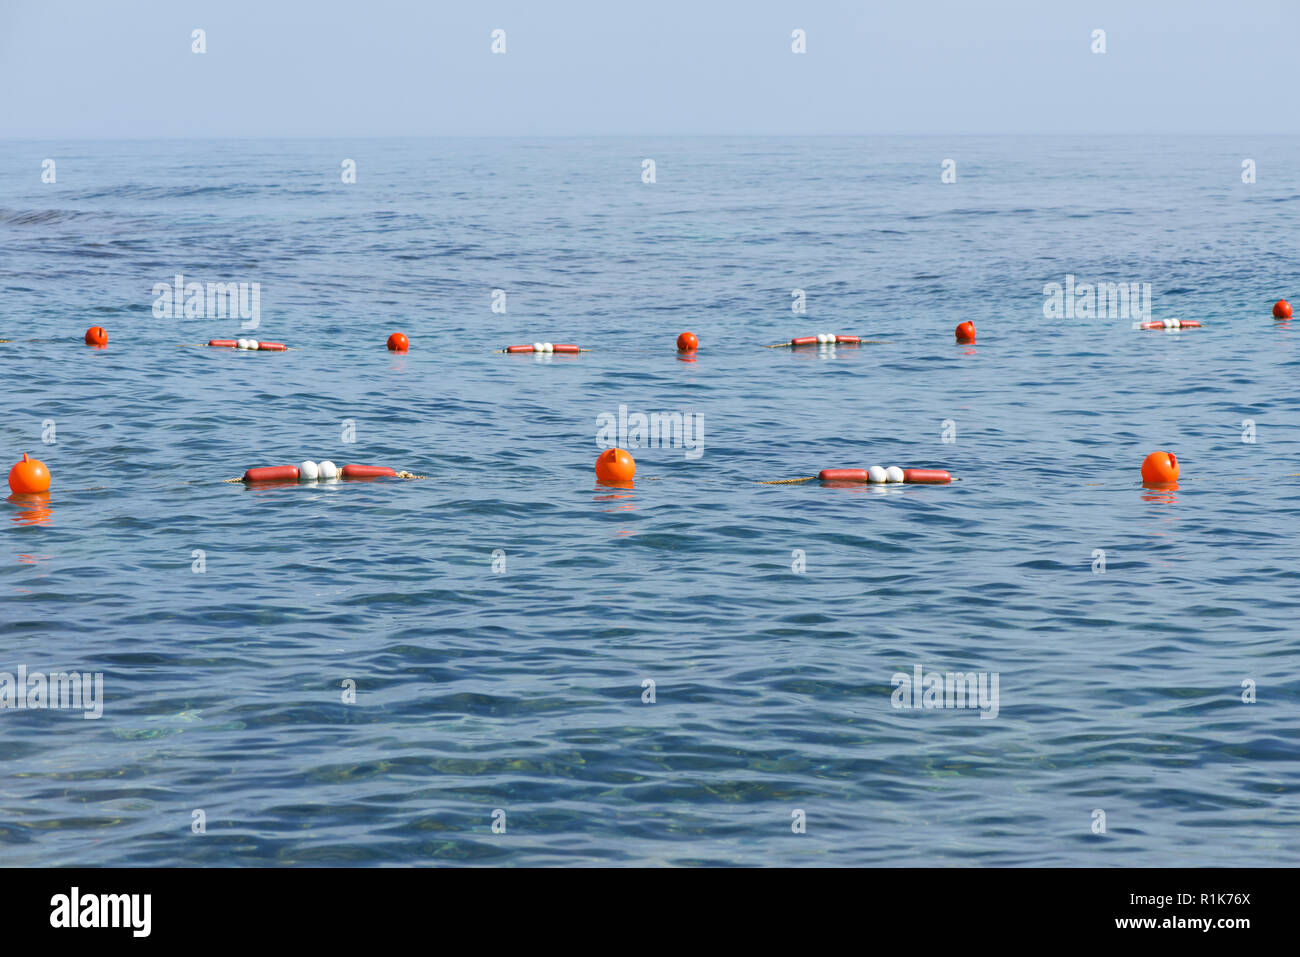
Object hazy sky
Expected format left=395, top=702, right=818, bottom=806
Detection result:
left=2, top=0, right=1297, bottom=137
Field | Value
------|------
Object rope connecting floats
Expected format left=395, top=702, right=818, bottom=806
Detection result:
left=27, top=308, right=1300, bottom=357
left=226, top=463, right=425, bottom=483
left=206, top=339, right=288, bottom=350
left=763, top=334, right=888, bottom=348
left=756, top=468, right=955, bottom=485
left=174, top=340, right=291, bottom=350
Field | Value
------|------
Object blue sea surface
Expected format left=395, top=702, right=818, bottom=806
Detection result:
left=1, top=136, right=1298, bottom=866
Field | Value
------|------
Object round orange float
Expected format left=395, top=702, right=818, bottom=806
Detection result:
left=676, top=332, right=698, bottom=352
left=387, top=332, right=409, bottom=352
left=84, top=326, right=108, bottom=348
left=955, top=321, right=976, bottom=344
left=1140, top=450, right=1179, bottom=485
left=1274, top=300, right=1292, bottom=319
left=595, top=448, right=636, bottom=484
left=8, top=453, right=51, bottom=494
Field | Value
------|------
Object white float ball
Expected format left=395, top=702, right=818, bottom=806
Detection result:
left=885, top=466, right=905, bottom=483
left=248, top=340, right=259, bottom=350
left=236, top=338, right=248, bottom=349
left=317, top=460, right=338, bottom=480
left=867, top=465, right=887, bottom=483
left=543, top=342, right=554, bottom=353
left=298, top=460, right=320, bottom=481
left=1163, top=318, right=1177, bottom=329
left=532, top=342, right=544, bottom=352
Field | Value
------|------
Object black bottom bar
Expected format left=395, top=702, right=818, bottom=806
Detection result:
left=0, top=866, right=1284, bottom=943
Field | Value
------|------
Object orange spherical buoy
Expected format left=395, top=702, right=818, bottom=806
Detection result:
left=8, top=453, right=51, bottom=494
left=955, top=321, right=976, bottom=344
left=84, top=326, right=107, bottom=348
left=676, top=331, right=698, bottom=352
left=595, top=448, right=636, bottom=485
left=1140, top=450, right=1179, bottom=485
left=387, top=332, right=409, bottom=352
left=1273, top=300, right=1292, bottom=319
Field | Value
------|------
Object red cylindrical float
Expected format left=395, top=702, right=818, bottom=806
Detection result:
left=208, top=339, right=237, bottom=347
left=1178, top=321, right=1201, bottom=328
left=341, top=464, right=399, bottom=478
left=505, top=344, right=581, bottom=353
left=258, top=341, right=287, bottom=351
left=903, top=469, right=952, bottom=484
left=242, top=465, right=299, bottom=482
left=818, top=469, right=868, bottom=482
left=790, top=336, right=818, bottom=346
left=835, top=335, right=861, bottom=344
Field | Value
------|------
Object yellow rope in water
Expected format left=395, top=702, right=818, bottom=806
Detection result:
left=755, top=476, right=817, bottom=485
